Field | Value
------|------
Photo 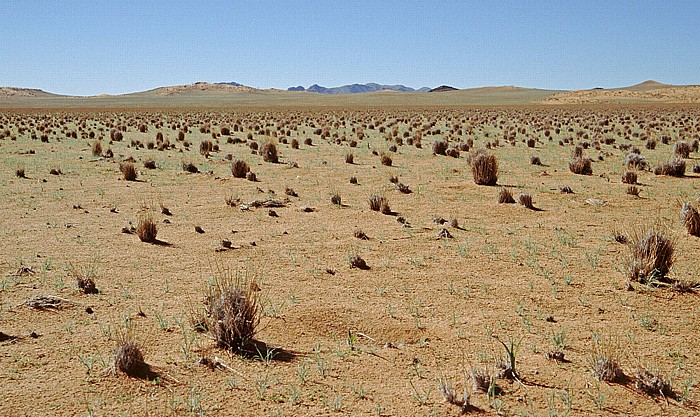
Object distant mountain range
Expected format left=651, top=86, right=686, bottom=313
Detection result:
left=288, top=83, right=432, bottom=94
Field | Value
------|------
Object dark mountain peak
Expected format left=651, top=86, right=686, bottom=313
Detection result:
left=287, top=86, right=305, bottom=92
left=215, top=81, right=244, bottom=87
left=429, top=85, right=458, bottom=93
left=288, top=83, right=426, bottom=94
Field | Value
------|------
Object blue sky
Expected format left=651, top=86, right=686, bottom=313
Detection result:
left=1, top=1, right=698, bottom=95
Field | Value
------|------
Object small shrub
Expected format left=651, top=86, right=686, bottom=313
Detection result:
left=113, top=325, right=145, bottom=376
left=345, top=153, right=354, bottom=164
left=231, top=159, right=250, bottom=178
left=654, top=158, right=685, bottom=177
left=625, top=226, right=675, bottom=284
left=681, top=202, right=700, bottom=236
left=569, top=157, right=592, bottom=175
left=304, top=138, right=313, bottom=146
left=349, top=176, right=358, bottom=184
left=200, top=140, right=213, bottom=156
left=621, top=171, right=637, bottom=184
left=470, top=149, right=498, bottom=186
left=290, top=138, right=299, bottom=149
left=330, top=193, right=341, bottom=205
left=137, top=209, right=158, bottom=243
left=261, top=141, right=278, bottom=163
left=143, top=159, right=156, bottom=169
left=15, top=167, right=25, bottom=178
left=120, top=162, right=137, bottom=181
left=69, top=263, right=98, bottom=295
left=530, top=155, right=542, bottom=165
left=246, top=171, right=257, bottom=182
left=498, top=187, right=515, bottom=204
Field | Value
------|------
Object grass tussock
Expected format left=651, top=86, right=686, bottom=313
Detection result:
left=654, top=158, right=686, bottom=177
left=681, top=202, right=700, bottom=236
left=590, top=336, right=624, bottom=383
left=498, top=187, right=515, bottom=204
left=518, top=193, right=534, bottom=209
left=120, top=162, right=137, bottom=181
left=202, top=265, right=261, bottom=353
left=112, top=321, right=145, bottom=376
left=569, top=157, right=592, bottom=175
left=469, top=149, right=498, bottom=186
left=261, top=141, right=278, bottom=163
left=231, top=158, right=250, bottom=178
left=137, top=207, right=158, bottom=243
left=621, top=171, right=637, bottom=184
left=625, top=226, right=675, bottom=284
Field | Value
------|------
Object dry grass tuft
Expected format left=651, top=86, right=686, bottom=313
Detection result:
left=368, top=194, right=387, bottom=212
left=470, top=149, right=498, bottom=186
left=569, top=157, right=592, bottom=175
left=112, top=321, right=146, bottom=376
left=530, top=155, right=542, bottom=165
left=92, top=141, right=103, bottom=156
left=231, top=159, right=250, bottom=178
left=182, top=161, right=199, bottom=173
left=654, top=158, right=686, bottom=177
left=635, top=368, right=674, bottom=398
left=354, top=229, right=369, bottom=240
left=432, top=139, right=448, bottom=155
left=436, top=377, right=470, bottom=413
left=590, top=337, right=624, bottom=383
left=15, top=167, right=26, bottom=178
left=143, top=159, right=156, bottom=169
left=621, top=171, right=637, bottom=184
left=202, top=265, right=261, bottom=353
left=471, top=367, right=493, bottom=393
left=261, top=141, right=279, bottom=163
left=625, top=226, right=675, bottom=284
left=498, top=187, right=515, bottom=204
left=137, top=207, right=158, bottom=243
left=681, top=202, right=700, bottom=236
left=626, top=185, right=640, bottom=196
left=673, top=141, right=692, bottom=158
left=518, top=193, right=534, bottom=209
left=349, top=254, right=369, bottom=270
left=69, top=263, right=98, bottom=294
left=120, top=162, right=137, bottom=181
left=345, top=153, right=354, bottom=164
left=380, top=153, right=392, bottom=166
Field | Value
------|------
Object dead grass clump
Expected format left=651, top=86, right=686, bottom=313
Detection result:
left=625, top=226, right=675, bottom=284
left=560, top=186, right=573, bottom=194
left=246, top=171, right=257, bottom=182
left=345, top=153, right=354, bottom=164
left=627, top=185, right=640, bottom=196
left=49, top=167, right=62, bottom=175
left=395, top=182, right=411, bottom=194
left=304, top=137, right=313, bottom=146
left=92, top=141, right=102, bottom=156
left=530, top=155, right=542, bottom=165
left=113, top=322, right=146, bottom=376
left=285, top=187, right=298, bottom=197
left=498, top=187, right=515, bottom=204
left=182, top=161, right=199, bottom=173
left=15, top=167, right=25, bottom=178
left=200, top=140, right=213, bottom=156
left=120, top=162, right=137, bottom=181
left=654, top=158, right=686, bottom=177
left=681, top=202, right=700, bottom=236
left=349, top=254, right=369, bottom=270
left=469, top=149, right=498, bottom=186
left=635, top=368, right=674, bottom=398
left=436, top=377, right=470, bottom=413
left=368, top=194, right=387, bottom=212
left=203, top=266, right=261, bottom=353
left=330, top=193, right=342, bottom=205
left=261, top=141, right=279, bottom=163
left=143, top=159, right=156, bottom=169
left=471, top=367, right=493, bottom=393
left=231, top=159, right=250, bottom=178
left=518, top=193, right=534, bottom=209
left=625, top=152, right=648, bottom=170
left=349, top=176, right=358, bottom=184
left=69, top=263, right=98, bottom=294
left=137, top=208, right=158, bottom=243
left=380, top=153, right=392, bottom=166
left=290, top=138, right=299, bottom=149
left=432, top=139, right=448, bottom=155
left=354, top=229, right=369, bottom=240
left=621, top=171, right=637, bottom=184
left=673, top=141, right=691, bottom=158
left=569, top=157, right=592, bottom=175
left=590, top=337, right=624, bottom=383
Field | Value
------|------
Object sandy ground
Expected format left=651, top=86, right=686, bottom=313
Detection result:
left=1, top=105, right=699, bottom=416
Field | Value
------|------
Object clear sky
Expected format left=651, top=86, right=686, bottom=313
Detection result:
left=1, top=0, right=698, bottom=96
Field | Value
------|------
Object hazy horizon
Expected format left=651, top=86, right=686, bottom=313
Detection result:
left=2, top=1, right=699, bottom=96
